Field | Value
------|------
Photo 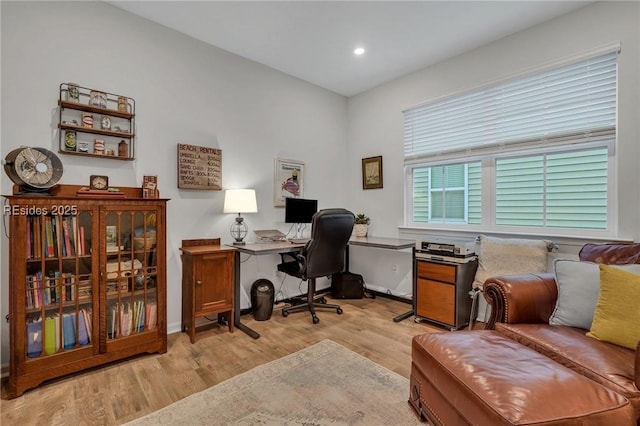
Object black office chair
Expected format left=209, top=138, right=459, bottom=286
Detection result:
left=277, top=208, right=355, bottom=324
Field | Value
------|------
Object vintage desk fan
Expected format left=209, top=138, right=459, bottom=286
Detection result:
left=2, top=146, right=63, bottom=194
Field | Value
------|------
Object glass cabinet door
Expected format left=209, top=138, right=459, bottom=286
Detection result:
left=104, top=209, right=159, bottom=342
left=24, top=209, right=95, bottom=359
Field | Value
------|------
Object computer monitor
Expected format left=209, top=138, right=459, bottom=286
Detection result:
left=285, top=197, right=318, bottom=224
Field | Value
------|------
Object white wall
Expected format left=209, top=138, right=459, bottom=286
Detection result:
left=0, top=1, right=348, bottom=364
left=347, top=1, right=640, bottom=296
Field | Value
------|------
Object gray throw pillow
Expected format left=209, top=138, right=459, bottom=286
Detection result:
left=549, top=259, right=640, bottom=329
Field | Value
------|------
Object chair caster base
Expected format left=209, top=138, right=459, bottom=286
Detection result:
left=336, top=307, right=343, bottom=315
left=312, top=315, right=320, bottom=324
left=282, top=310, right=289, bottom=317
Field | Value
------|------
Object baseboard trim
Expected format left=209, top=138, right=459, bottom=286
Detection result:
left=367, top=289, right=412, bottom=304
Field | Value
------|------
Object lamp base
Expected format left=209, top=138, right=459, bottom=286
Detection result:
left=232, top=241, right=247, bottom=246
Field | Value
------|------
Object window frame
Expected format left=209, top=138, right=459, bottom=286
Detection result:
left=404, top=139, right=617, bottom=239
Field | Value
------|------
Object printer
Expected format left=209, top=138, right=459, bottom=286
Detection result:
left=415, top=237, right=476, bottom=262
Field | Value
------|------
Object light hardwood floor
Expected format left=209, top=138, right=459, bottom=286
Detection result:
left=1, top=296, right=446, bottom=425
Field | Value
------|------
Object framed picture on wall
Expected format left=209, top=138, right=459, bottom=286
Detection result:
left=362, top=155, right=383, bottom=189
left=274, top=158, right=304, bottom=206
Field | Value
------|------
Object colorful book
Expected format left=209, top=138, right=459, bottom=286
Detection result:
left=77, top=310, right=89, bottom=345
left=79, top=226, right=86, bottom=256
left=62, top=313, right=76, bottom=349
left=145, top=302, right=157, bottom=330
left=33, top=217, right=42, bottom=258
left=26, top=319, right=42, bottom=358
left=81, top=308, right=92, bottom=342
left=62, top=217, right=72, bottom=257
left=44, top=315, right=59, bottom=355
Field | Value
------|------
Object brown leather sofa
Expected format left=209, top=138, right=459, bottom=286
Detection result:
left=483, top=243, right=640, bottom=424
left=409, top=243, right=640, bottom=425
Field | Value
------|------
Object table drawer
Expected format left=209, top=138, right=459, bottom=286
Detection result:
left=417, top=260, right=456, bottom=283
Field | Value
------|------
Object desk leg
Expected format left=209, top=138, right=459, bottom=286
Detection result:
left=393, top=246, right=416, bottom=323
left=234, top=251, right=260, bottom=339
left=393, top=310, right=414, bottom=322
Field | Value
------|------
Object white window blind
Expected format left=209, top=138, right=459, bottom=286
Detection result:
left=403, top=51, right=618, bottom=160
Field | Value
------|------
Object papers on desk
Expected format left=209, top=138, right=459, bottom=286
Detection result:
left=254, top=229, right=287, bottom=242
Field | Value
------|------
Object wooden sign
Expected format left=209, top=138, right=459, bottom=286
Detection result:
left=177, top=143, right=222, bottom=190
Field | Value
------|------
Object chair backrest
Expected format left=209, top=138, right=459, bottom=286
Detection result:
left=303, top=208, right=355, bottom=279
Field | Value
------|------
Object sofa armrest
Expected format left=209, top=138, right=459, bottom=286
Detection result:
left=483, top=272, right=558, bottom=330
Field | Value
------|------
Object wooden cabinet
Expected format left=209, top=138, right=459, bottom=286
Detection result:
left=5, top=185, right=167, bottom=398
left=180, top=239, right=235, bottom=343
left=58, top=83, right=135, bottom=160
left=414, top=257, right=478, bottom=330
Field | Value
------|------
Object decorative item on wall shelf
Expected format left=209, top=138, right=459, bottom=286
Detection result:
left=66, top=83, right=80, bottom=102
left=89, top=90, right=107, bottom=108
left=118, top=140, right=128, bottom=157
left=362, top=156, right=383, bottom=190
left=354, top=213, right=370, bottom=237
left=177, top=143, right=222, bottom=190
left=274, top=158, right=305, bottom=207
left=100, top=115, right=111, bottom=130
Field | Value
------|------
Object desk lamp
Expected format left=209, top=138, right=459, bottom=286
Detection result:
left=223, top=189, right=258, bottom=245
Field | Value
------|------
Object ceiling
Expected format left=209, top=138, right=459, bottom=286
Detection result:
left=108, top=1, right=593, bottom=97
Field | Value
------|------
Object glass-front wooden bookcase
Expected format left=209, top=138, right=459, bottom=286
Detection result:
left=5, top=185, right=167, bottom=398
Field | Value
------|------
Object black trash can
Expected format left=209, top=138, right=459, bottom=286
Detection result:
left=250, top=279, right=275, bottom=321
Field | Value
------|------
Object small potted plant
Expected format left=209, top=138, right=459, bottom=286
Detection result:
left=354, top=213, right=370, bottom=237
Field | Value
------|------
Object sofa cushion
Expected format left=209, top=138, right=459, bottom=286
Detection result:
left=411, top=330, right=634, bottom=426
left=549, top=260, right=640, bottom=329
left=473, top=235, right=551, bottom=290
left=495, top=322, right=638, bottom=400
left=587, top=265, right=640, bottom=350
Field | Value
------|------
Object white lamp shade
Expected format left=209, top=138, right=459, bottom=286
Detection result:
left=223, top=189, right=258, bottom=214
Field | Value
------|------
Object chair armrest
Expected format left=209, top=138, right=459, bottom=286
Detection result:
left=279, top=251, right=305, bottom=264
left=483, top=272, right=558, bottom=330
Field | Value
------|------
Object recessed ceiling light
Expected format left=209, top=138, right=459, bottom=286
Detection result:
left=354, top=47, right=365, bottom=56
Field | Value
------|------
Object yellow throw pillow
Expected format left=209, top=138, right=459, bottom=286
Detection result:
left=587, top=265, right=640, bottom=350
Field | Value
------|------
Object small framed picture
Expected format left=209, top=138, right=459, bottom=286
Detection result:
left=362, top=156, right=383, bottom=190
left=274, top=158, right=304, bottom=207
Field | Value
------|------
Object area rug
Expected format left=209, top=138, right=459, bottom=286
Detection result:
left=124, top=339, right=422, bottom=425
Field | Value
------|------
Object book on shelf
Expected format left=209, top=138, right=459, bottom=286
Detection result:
left=79, top=226, right=86, bottom=256
left=26, top=318, right=42, bottom=358
left=145, top=302, right=157, bottom=330
left=44, top=315, right=61, bottom=355
left=81, top=308, right=92, bottom=340
left=62, top=217, right=73, bottom=257
left=26, top=272, right=44, bottom=309
left=77, top=310, right=90, bottom=345
left=62, top=312, right=76, bottom=350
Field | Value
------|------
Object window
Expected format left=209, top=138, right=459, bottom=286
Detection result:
left=403, top=49, right=618, bottom=236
